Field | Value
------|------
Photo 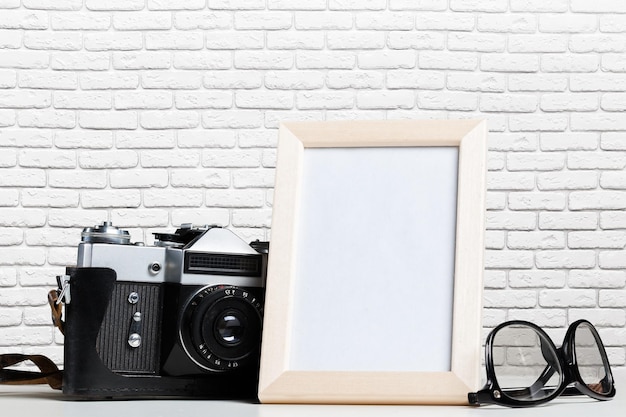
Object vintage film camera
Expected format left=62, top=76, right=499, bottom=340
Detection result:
left=56, top=222, right=268, bottom=399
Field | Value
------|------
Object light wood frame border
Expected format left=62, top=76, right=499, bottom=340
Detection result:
left=258, top=120, right=487, bottom=405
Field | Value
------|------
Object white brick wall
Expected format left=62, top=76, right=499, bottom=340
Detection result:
left=0, top=1, right=625, bottom=369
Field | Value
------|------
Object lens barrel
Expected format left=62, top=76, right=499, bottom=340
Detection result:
left=180, top=285, right=263, bottom=372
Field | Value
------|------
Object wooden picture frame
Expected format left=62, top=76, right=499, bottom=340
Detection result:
left=258, top=120, right=487, bottom=405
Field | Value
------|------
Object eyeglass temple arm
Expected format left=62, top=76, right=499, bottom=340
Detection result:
left=560, top=375, right=612, bottom=397
left=503, top=362, right=612, bottom=399
left=470, top=373, right=610, bottom=405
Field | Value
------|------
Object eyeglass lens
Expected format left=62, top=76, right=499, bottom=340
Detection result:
left=574, top=322, right=610, bottom=395
left=493, top=324, right=563, bottom=402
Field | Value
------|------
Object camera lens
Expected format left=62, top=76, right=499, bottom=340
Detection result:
left=181, top=285, right=263, bottom=372
left=215, top=310, right=245, bottom=346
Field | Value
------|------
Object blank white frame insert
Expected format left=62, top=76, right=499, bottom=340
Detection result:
left=291, top=147, right=458, bottom=373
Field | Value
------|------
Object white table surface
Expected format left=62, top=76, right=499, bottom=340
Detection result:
left=1, top=369, right=624, bottom=417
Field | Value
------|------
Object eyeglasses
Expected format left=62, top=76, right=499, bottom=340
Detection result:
left=468, top=319, right=616, bottom=407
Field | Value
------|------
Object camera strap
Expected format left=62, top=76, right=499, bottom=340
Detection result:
left=0, top=290, right=65, bottom=390
left=0, top=354, right=62, bottom=390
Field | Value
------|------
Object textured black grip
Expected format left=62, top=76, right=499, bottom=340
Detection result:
left=96, top=282, right=163, bottom=374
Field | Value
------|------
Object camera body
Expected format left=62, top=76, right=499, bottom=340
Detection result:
left=59, top=222, right=267, bottom=399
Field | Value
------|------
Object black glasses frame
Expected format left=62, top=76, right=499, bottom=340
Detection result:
left=469, top=319, right=616, bottom=407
